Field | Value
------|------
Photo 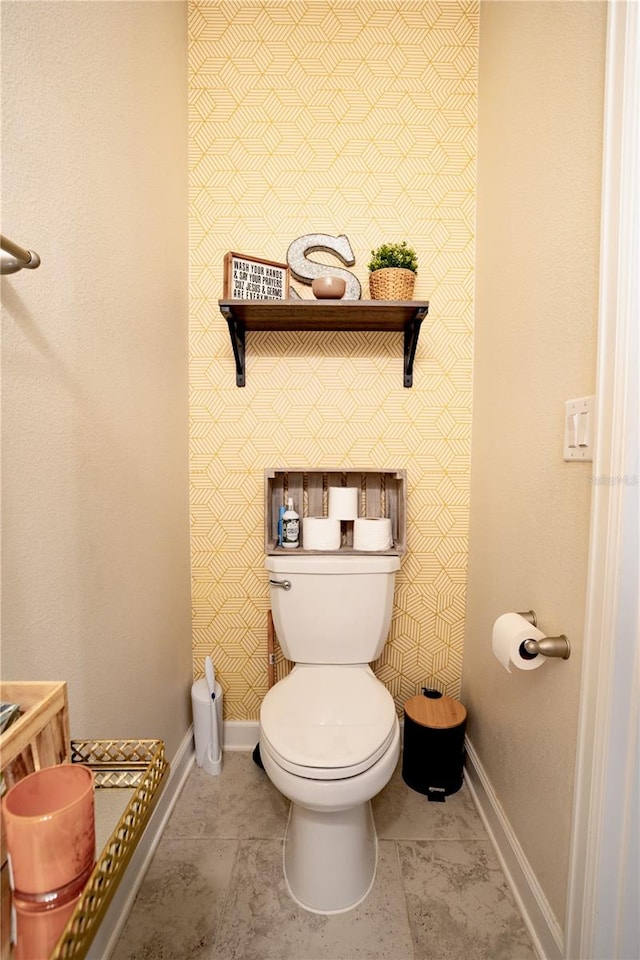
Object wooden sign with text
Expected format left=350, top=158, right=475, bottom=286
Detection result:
left=223, top=252, right=290, bottom=300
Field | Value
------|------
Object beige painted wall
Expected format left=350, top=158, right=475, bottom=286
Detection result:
left=462, top=0, right=607, bottom=929
left=1, top=2, right=192, bottom=758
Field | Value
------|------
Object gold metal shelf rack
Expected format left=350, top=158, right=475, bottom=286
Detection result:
left=50, top=739, right=168, bottom=960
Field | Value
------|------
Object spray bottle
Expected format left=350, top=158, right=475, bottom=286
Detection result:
left=281, top=497, right=300, bottom=548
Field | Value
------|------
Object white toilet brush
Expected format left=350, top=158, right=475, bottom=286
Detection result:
left=204, top=656, right=222, bottom=775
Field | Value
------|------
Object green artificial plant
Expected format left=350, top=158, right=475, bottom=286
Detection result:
left=367, top=241, right=418, bottom=274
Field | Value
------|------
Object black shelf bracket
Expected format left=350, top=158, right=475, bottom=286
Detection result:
left=220, top=304, right=246, bottom=387
left=403, top=306, right=428, bottom=388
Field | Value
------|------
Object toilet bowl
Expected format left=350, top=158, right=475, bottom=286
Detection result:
left=259, top=663, right=400, bottom=913
left=262, top=552, right=401, bottom=913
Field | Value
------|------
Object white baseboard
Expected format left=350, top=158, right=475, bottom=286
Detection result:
left=464, top=737, right=563, bottom=960
left=92, top=727, right=195, bottom=960
left=223, top=719, right=260, bottom=751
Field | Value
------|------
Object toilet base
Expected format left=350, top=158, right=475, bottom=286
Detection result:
left=283, top=800, right=377, bottom=914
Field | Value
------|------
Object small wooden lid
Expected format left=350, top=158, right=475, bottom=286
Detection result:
left=404, top=694, right=467, bottom=729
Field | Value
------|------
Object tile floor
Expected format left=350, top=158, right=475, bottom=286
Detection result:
left=111, top=752, right=537, bottom=960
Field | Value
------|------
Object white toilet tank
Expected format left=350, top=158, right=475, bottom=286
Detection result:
left=266, top=554, right=400, bottom=664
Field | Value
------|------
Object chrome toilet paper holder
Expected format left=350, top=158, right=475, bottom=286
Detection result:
left=516, top=611, right=571, bottom=660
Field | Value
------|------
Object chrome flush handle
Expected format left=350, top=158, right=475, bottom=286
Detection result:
left=269, top=578, right=291, bottom=591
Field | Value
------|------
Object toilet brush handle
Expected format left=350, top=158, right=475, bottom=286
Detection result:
left=205, top=656, right=216, bottom=695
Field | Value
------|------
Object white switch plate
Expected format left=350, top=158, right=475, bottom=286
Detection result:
left=564, top=396, right=595, bottom=461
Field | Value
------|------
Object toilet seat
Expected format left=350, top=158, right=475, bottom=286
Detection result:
left=260, top=666, right=397, bottom=781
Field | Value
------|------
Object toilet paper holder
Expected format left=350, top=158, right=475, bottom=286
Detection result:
left=517, top=611, right=571, bottom=660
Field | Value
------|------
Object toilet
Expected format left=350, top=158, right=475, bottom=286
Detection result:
left=259, top=553, right=401, bottom=914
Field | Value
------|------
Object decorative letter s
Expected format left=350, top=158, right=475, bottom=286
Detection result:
left=286, top=234, right=362, bottom=300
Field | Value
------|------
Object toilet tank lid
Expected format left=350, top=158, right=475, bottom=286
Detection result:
left=265, top=555, right=400, bottom=575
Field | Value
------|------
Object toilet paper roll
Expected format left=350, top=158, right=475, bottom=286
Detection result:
left=492, top=613, right=546, bottom=673
left=328, top=486, right=358, bottom=520
left=302, top=516, right=341, bottom=550
left=353, top=517, right=393, bottom=551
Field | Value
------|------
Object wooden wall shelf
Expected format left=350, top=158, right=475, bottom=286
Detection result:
left=218, top=299, right=429, bottom=387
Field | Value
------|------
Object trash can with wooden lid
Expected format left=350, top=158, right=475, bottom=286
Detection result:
left=402, top=689, right=467, bottom=801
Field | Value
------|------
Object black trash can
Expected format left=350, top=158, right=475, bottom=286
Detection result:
left=402, top=689, right=467, bottom=801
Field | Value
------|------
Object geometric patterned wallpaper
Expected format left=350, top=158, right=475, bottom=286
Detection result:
left=188, top=1, right=479, bottom=719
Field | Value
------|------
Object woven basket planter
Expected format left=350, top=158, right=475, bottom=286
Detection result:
left=368, top=267, right=416, bottom=301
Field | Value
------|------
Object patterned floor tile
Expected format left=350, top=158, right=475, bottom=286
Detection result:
left=112, top=755, right=537, bottom=960
left=398, top=839, right=537, bottom=960
left=163, top=751, right=289, bottom=840
left=373, top=761, right=486, bottom=840
left=110, top=837, right=238, bottom=960
left=213, top=838, right=413, bottom=960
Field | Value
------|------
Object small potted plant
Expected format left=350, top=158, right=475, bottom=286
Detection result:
left=367, top=241, right=418, bottom=300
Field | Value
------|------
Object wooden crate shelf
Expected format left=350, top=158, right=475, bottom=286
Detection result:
left=0, top=682, right=70, bottom=789
left=265, top=468, right=407, bottom=555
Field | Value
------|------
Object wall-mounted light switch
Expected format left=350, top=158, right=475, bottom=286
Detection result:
left=563, top=396, right=595, bottom=461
